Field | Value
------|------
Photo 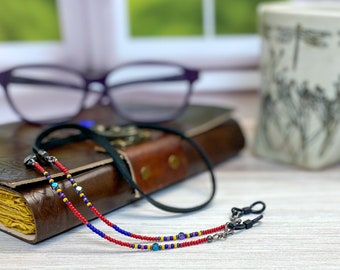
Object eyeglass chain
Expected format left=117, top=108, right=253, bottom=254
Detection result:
left=24, top=150, right=265, bottom=252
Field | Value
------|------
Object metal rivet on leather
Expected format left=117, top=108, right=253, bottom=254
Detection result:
left=140, top=166, right=151, bottom=180
left=168, top=154, right=180, bottom=170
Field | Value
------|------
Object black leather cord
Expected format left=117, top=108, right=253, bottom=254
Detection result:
left=33, top=123, right=216, bottom=213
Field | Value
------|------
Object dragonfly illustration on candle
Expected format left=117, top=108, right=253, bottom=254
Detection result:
left=276, top=24, right=331, bottom=70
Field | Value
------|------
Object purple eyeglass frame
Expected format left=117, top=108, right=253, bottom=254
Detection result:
left=0, top=60, right=199, bottom=125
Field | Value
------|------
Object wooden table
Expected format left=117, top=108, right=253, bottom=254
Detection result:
left=1, top=92, right=339, bottom=270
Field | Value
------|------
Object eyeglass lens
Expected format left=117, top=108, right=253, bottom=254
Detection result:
left=7, top=67, right=85, bottom=124
left=105, top=63, right=190, bottom=122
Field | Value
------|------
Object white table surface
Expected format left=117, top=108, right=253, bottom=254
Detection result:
left=1, top=91, right=340, bottom=270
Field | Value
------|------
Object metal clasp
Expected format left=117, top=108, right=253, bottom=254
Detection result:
left=231, top=201, right=266, bottom=219
left=93, top=124, right=151, bottom=149
left=228, top=201, right=266, bottom=231
left=206, top=201, right=266, bottom=244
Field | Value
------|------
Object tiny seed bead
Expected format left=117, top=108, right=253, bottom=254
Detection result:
left=180, top=237, right=207, bottom=248
left=202, top=225, right=225, bottom=235
left=54, top=160, right=68, bottom=174
left=33, top=162, right=45, bottom=174
left=130, top=233, right=157, bottom=242
left=104, top=235, right=131, bottom=248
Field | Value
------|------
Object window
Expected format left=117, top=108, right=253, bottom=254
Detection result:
left=0, top=0, right=90, bottom=124
left=0, top=0, right=88, bottom=69
left=87, top=0, right=282, bottom=91
left=0, top=0, right=60, bottom=41
left=89, top=0, right=263, bottom=68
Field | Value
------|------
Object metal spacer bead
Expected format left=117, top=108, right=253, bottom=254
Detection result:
left=206, top=235, right=214, bottom=243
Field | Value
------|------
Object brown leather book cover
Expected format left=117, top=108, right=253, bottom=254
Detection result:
left=0, top=105, right=245, bottom=243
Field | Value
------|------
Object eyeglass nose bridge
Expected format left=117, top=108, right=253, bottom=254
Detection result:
left=85, top=78, right=112, bottom=107
left=186, top=69, right=199, bottom=82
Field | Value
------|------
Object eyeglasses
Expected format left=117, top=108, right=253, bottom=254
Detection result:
left=0, top=61, right=199, bottom=125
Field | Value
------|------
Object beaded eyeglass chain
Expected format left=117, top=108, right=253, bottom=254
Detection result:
left=25, top=150, right=265, bottom=252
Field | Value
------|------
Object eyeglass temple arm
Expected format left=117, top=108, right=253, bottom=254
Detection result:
left=9, top=76, right=82, bottom=90
left=107, top=70, right=199, bottom=89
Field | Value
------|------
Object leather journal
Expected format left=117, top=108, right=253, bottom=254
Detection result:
left=0, top=105, right=245, bottom=244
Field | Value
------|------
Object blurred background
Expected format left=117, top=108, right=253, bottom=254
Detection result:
left=0, top=0, right=285, bottom=124
left=0, top=0, right=282, bottom=69
left=0, top=0, right=60, bottom=41
left=0, top=0, right=278, bottom=40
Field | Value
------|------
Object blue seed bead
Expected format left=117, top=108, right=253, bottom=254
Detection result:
left=121, top=229, right=130, bottom=236
left=87, top=223, right=95, bottom=232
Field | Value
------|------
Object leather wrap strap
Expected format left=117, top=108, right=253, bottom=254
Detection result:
left=33, top=123, right=216, bottom=213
